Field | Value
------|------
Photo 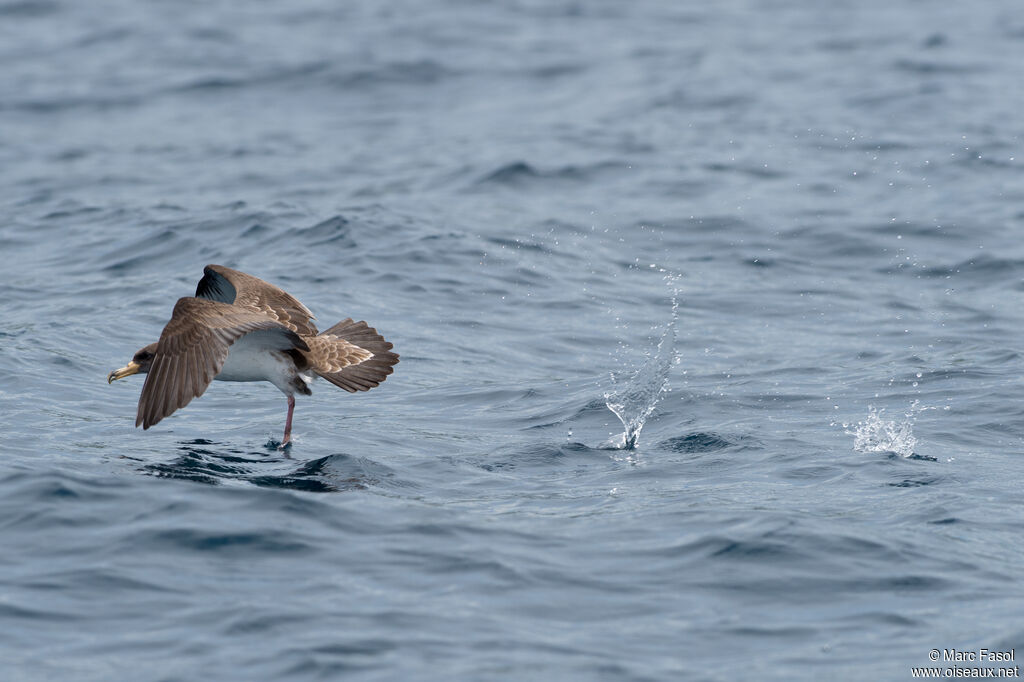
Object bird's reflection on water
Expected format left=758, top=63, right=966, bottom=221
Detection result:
left=140, top=439, right=391, bottom=493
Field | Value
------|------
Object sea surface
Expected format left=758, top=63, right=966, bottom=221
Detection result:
left=2, top=1, right=1024, bottom=680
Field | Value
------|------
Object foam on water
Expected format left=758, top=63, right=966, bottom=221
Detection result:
left=604, top=272, right=680, bottom=449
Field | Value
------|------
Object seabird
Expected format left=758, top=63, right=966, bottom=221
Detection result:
left=108, top=264, right=399, bottom=445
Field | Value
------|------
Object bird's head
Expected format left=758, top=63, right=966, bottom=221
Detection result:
left=108, top=343, right=157, bottom=384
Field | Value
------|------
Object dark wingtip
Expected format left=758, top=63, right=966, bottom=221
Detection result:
left=195, top=265, right=236, bottom=303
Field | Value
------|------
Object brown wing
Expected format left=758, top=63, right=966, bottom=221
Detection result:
left=136, top=297, right=307, bottom=429
left=306, top=318, right=399, bottom=393
left=194, top=264, right=319, bottom=336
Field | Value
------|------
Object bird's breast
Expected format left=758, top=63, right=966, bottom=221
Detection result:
left=216, top=344, right=295, bottom=385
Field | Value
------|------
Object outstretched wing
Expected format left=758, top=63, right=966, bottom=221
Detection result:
left=137, top=297, right=307, bottom=429
left=194, top=264, right=319, bottom=336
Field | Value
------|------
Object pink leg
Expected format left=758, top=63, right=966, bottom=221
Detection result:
left=282, top=395, right=295, bottom=446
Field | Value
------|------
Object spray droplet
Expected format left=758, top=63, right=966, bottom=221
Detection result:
left=846, top=405, right=918, bottom=458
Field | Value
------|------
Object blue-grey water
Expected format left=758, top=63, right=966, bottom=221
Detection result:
left=3, top=1, right=1024, bottom=680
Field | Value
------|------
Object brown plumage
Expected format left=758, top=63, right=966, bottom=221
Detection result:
left=196, top=264, right=320, bottom=336
left=108, top=265, right=399, bottom=445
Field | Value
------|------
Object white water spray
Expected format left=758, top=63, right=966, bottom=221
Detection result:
left=845, top=401, right=933, bottom=458
left=604, top=272, right=680, bottom=449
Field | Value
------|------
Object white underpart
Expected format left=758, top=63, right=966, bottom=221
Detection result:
left=216, top=333, right=298, bottom=395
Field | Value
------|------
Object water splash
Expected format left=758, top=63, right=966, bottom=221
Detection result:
left=604, top=273, right=680, bottom=449
left=845, top=402, right=929, bottom=458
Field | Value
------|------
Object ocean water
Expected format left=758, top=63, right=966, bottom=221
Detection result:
left=2, top=0, right=1024, bottom=679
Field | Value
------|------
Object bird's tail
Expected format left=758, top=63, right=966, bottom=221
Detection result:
left=308, top=318, right=399, bottom=392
